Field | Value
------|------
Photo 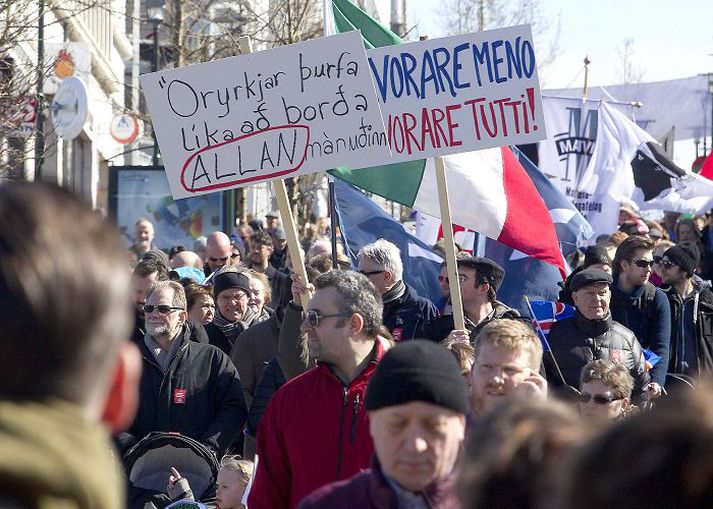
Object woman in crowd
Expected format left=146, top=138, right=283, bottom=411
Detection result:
left=578, top=359, right=636, bottom=422
left=185, top=284, right=215, bottom=326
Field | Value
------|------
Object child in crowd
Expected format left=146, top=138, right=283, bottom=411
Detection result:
left=167, top=455, right=254, bottom=509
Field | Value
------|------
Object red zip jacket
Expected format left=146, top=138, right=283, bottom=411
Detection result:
left=248, top=339, right=388, bottom=509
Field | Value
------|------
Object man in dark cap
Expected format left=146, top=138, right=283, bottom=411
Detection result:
left=545, top=268, right=649, bottom=398
left=268, top=226, right=288, bottom=272
left=659, top=241, right=713, bottom=377
left=298, top=341, right=468, bottom=508
left=424, top=256, right=521, bottom=344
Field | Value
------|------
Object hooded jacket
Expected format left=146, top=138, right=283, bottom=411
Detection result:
left=248, top=338, right=389, bottom=509
left=545, top=312, right=649, bottom=396
left=129, top=324, right=247, bottom=455
left=663, top=277, right=713, bottom=377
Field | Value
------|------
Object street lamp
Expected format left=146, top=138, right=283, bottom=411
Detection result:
left=147, top=0, right=164, bottom=167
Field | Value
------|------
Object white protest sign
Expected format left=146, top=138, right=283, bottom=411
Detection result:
left=141, top=32, right=390, bottom=199
left=364, top=24, right=547, bottom=162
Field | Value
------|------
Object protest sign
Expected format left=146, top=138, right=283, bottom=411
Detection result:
left=141, top=32, right=390, bottom=199
left=365, top=24, right=547, bottom=162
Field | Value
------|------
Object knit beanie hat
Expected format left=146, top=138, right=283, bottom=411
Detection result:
left=664, top=241, right=700, bottom=276
left=213, top=271, right=251, bottom=298
left=364, top=340, right=469, bottom=414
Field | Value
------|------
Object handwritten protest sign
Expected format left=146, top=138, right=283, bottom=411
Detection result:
left=141, top=32, right=390, bottom=199
left=364, top=24, right=546, bottom=163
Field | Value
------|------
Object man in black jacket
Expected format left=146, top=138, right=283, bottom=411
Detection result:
left=357, top=239, right=438, bottom=341
left=610, top=235, right=670, bottom=393
left=424, top=256, right=521, bottom=344
left=660, top=241, right=713, bottom=378
left=545, top=269, right=649, bottom=398
left=128, top=280, right=247, bottom=456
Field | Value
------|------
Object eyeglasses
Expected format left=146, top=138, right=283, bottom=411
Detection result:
left=653, top=256, right=663, bottom=264
left=303, top=309, right=350, bottom=327
left=143, top=304, right=184, bottom=315
left=209, top=256, right=230, bottom=263
left=438, top=274, right=470, bottom=284
left=358, top=270, right=384, bottom=277
left=659, top=259, right=678, bottom=270
left=578, top=393, right=621, bottom=405
left=632, top=259, right=655, bottom=268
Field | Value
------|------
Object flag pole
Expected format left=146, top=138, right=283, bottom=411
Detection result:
left=524, top=296, right=575, bottom=392
left=582, top=55, right=591, bottom=101
left=328, top=177, right=339, bottom=269
left=435, top=155, right=465, bottom=331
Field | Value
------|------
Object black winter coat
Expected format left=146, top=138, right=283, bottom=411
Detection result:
left=545, top=312, right=649, bottom=396
left=129, top=325, right=247, bottom=455
left=383, top=284, right=439, bottom=341
left=423, top=301, right=522, bottom=344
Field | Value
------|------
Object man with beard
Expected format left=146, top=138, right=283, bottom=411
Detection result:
left=131, top=257, right=208, bottom=345
left=470, top=319, right=547, bottom=418
left=545, top=269, right=649, bottom=398
left=127, top=280, right=247, bottom=457
left=248, top=230, right=291, bottom=311
left=130, top=218, right=156, bottom=258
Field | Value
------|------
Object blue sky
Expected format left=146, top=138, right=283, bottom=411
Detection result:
left=389, top=0, right=713, bottom=88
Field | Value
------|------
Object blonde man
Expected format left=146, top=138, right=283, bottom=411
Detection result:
left=470, top=319, right=546, bottom=417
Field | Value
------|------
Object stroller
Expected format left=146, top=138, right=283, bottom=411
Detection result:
left=123, top=432, right=219, bottom=509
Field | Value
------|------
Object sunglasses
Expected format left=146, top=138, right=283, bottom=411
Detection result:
left=659, top=259, right=678, bottom=270
left=632, top=259, right=655, bottom=268
left=303, top=309, right=350, bottom=327
left=143, top=304, right=184, bottom=315
left=358, top=270, right=384, bottom=276
left=653, top=256, right=663, bottom=264
left=579, top=393, right=621, bottom=405
left=437, top=274, right=470, bottom=284
left=209, top=256, right=230, bottom=263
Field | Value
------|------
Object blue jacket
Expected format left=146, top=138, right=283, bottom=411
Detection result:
left=610, top=280, right=671, bottom=386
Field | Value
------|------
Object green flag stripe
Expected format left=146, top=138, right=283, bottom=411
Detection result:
left=328, top=0, right=427, bottom=207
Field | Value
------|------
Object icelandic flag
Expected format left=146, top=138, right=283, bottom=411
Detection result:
left=527, top=300, right=576, bottom=350
left=333, top=179, right=443, bottom=306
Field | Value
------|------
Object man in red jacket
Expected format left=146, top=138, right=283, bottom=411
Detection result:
left=248, top=270, right=388, bottom=509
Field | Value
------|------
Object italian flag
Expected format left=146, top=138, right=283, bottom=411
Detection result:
left=327, top=0, right=565, bottom=278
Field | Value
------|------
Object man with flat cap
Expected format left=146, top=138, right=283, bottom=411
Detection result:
left=298, top=340, right=468, bottom=508
left=424, top=256, right=521, bottom=344
left=545, top=268, right=649, bottom=398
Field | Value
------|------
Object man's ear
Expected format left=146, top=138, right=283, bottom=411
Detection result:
left=349, top=312, right=365, bottom=335
left=102, top=341, right=142, bottom=434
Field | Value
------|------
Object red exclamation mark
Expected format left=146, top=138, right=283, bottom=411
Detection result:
left=526, top=87, right=537, bottom=131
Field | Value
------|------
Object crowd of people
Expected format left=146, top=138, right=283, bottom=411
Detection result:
left=1, top=181, right=713, bottom=509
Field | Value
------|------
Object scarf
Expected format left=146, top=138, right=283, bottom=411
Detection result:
left=213, top=306, right=256, bottom=343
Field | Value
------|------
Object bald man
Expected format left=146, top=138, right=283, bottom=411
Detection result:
left=171, top=250, right=204, bottom=270
left=204, top=232, right=233, bottom=276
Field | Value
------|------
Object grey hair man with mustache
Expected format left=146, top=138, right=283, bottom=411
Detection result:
left=470, top=319, right=547, bottom=418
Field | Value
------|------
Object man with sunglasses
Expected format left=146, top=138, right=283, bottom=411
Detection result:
left=610, top=236, right=670, bottom=394
left=357, top=239, right=438, bottom=342
left=248, top=230, right=291, bottom=311
left=127, top=280, right=247, bottom=459
left=204, top=231, right=233, bottom=276
left=659, top=241, right=713, bottom=377
left=545, top=268, right=649, bottom=399
left=249, top=270, right=389, bottom=509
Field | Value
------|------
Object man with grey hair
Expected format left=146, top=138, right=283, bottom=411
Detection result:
left=249, top=270, right=390, bottom=509
left=358, top=238, right=438, bottom=341
left=127, top=280, right=247, bottom=457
